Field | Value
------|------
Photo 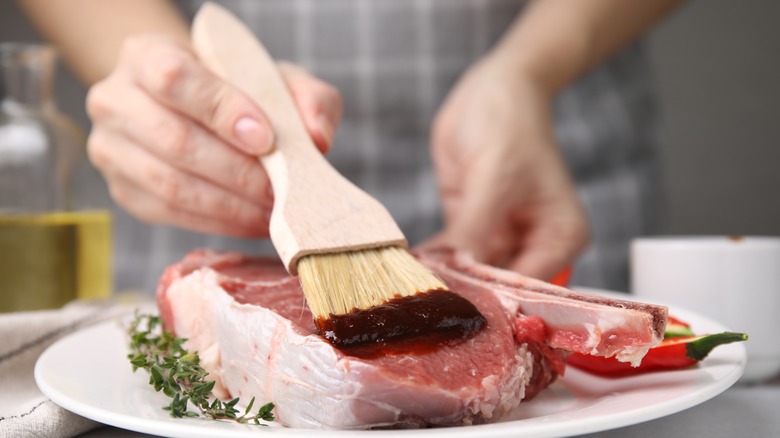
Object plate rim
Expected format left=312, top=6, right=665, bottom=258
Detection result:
left=34, top=289, right=747, bottom=437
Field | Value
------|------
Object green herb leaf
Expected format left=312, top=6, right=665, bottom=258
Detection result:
left=126, top=313, right=275, bottom=425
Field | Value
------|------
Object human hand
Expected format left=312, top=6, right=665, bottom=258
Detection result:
left=429, top=54, right=590, bottom=281
left=86, top=34, right=342, bottom=237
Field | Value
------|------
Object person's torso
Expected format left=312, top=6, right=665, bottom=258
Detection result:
left=116, top=0, right=657, bottom=292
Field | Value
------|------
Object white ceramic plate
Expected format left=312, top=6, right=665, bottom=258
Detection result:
left=35, top=291, right=746, bottom=438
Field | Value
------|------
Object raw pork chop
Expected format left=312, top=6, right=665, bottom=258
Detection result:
left=157, top=249, right=666, bottom=429
left=417, top=250, right=668, bottom=364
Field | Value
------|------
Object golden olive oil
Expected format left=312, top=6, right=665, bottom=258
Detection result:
left=0, top=210, right=112, bottom=312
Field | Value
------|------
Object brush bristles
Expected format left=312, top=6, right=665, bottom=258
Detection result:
left=297, top=246, right=447, bottom=318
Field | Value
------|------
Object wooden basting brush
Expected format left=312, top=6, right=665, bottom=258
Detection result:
left=192, top=3, right=486, bottom=347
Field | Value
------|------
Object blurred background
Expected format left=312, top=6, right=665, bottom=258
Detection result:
left=1, top=0, right=778, bottom=239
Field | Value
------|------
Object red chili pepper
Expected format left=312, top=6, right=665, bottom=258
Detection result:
left=548, top=265, right=573, bottom=287
left=664, top=316, right=695, bottom=338
left=567, top=331, right=748, bottom=377
left=667, top=315, right=690, bottom=327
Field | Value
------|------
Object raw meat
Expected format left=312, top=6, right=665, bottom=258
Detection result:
left=417, top=250, right=667, bottom=364
left=157, top=249, right=667, bottom=429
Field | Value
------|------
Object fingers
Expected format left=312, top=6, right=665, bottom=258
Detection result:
left=122, top=35, right=343, bottom=156
left=444, top=151, right=520, bottom=265
left=432, top=103, right=514, bottom=264
left=88, top=128, right=270, bottom=237
left=121, top=35, right=275, bottom=155
left=110, top=177, right=269, bottom=238
left=88, top=81, right=273, bottom=207
left=278, top=62, right=343, bottom=153
left=447, top=152, right=590, bottom=279
left=88, top=33, right=346, bottom=237
left=443, top=177, right=590, bottom=280
left=505, top=202, right=590, bottom=281
left=503, top=146, right=591, bottom=280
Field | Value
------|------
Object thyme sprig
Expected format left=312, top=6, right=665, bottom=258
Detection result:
left=127, top=313, right=275, bottom=424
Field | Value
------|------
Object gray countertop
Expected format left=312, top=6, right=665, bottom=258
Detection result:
left=80, top=376, right=779, bottom=438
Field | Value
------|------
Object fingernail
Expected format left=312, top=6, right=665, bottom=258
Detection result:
left=234, top=117, right=274, bottom=155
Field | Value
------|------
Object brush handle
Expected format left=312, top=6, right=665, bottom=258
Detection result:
left=191, top=2, right=406, bottom=274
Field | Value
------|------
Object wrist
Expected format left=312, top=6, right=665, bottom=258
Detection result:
left=476, top=47, right=558, bottom=109
left=488, top=35, right=588, bottom=100
left=486, top=0, right=598, bottom=99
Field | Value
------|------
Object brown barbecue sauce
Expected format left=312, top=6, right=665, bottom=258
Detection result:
left=316, top=289, right=487, bottom=359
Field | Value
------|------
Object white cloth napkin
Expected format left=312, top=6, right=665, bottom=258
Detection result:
left=0, top=301, right=134, bottom=438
